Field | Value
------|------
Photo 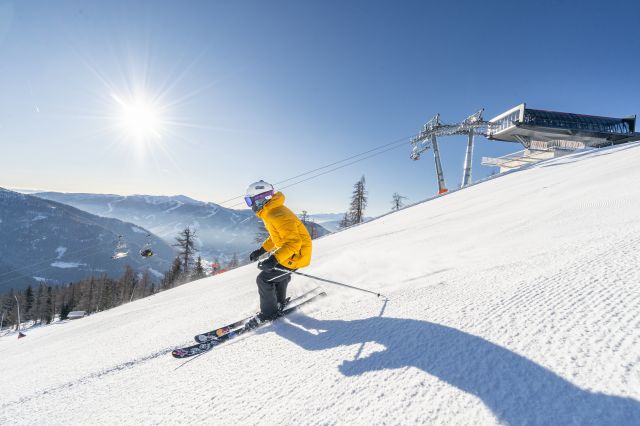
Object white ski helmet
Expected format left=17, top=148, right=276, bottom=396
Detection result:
left=245, top=180, right=275, bottom=211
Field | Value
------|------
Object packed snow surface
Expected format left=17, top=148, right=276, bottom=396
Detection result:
left=49, top=261, right=85, bottom=269
left=131, top=226, right=147, bottom=234
left=2, top=143, right=640, bottom=425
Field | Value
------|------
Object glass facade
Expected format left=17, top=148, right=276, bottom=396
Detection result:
left=523, top=109, right=633, bottom=135
left=492, top=109, right=521, bottom=134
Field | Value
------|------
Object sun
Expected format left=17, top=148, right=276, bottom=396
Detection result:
left=122, top=98, right=160, bottom=138
left=77, top=51, right=217, bottom=165
left=112, top=92, right=163, bottom=142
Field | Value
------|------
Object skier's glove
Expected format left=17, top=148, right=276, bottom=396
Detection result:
left=249, top=247, right=267, bottom=262
left=258, top=255, right=278, bottom=271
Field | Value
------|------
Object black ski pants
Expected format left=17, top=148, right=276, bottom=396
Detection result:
left=256, top=266, right=291, bottom=318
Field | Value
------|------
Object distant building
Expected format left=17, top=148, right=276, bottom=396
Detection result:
left=67, top=311, right=86, bottom=320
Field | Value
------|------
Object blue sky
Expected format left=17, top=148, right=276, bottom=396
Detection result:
left=1, top=0, right=639, bottom=216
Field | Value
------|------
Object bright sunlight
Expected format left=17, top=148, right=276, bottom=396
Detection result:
left=112, top=92, right=163, bottom=142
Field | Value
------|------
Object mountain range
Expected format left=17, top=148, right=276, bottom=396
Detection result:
left=0, top=188, right=174, bottom=293
left=34, top=191, right=330, bottom=261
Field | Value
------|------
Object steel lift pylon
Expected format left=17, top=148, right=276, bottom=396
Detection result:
left=410, top=109, right=495, bottom=194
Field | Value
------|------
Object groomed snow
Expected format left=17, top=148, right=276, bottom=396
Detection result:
left=131, top=226, right=148, bottom=234
left=2, top=143, right=640, bottom=425
left=49, top=261, right=85, bottom=269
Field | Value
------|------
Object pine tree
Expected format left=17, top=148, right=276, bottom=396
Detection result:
left=84, top=276, right=95, bottom=313
left=174, top=227, right=198, bottom=275
left=391, top=192, right=407, bottom=211
left=119, top=265, right=137, bottom=304
left=60, top=283, right=74, bottom=320
left=0, top=299, right=6, bottom=331
left=300, top=210, right=309, bottom=224
left=5, top=289, right=15, bottom=329
left=24, top=285, right=35, bottom=321
left=1, top=291, right=13, bottom=329
left=99, top=280, right=108, bottom=311
left=35, top=285, right=44, bottom=324
left=68, top=283, right=77, bottom=311
left=51, top=286, right=59, bottom=321
left=95, top=274, right=106, bottom=312
left=2, top=289, right=16, bottom=329
left=193, top=256, right=207, bottom=280
left=44, top=286, right=53, bottom=324
left=60, top=302, right=71, bottom=320
left=98, top=275, right=114, bottom=311
left=348, top=175, right=367, bottom=224
left=139, top=271, right=153, bottom=298
left=163, top=257, right=183, bottom=289
left=339, top=212, right=351, bottom=229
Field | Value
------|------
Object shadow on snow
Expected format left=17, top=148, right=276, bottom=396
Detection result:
left=273, top=315, right=640, bottom=425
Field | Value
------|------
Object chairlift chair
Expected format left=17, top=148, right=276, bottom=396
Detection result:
left=112, top=235, right=129, bottom=260
left=139, top=234, right=154, bottom=258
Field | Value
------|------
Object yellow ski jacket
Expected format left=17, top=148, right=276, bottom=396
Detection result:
left=256, top=192, right=312, bottom=269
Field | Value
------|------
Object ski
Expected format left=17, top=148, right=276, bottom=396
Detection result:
left=172, top=291, right=326, bottom=359
left=193, top=287, right=321, bottom=343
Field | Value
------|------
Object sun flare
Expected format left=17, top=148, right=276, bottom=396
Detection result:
left=112, top=92, right=163, bottom=141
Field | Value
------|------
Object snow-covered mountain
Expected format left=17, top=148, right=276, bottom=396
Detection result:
left=33, top=192, right=264, bottom=261
left=34, top=192, right=329, bottom=261
left=0, top=189, right=175, bottom=292
left=307, top=212, right=344, bottom=232
left=2, top=142, right=640, bottom=424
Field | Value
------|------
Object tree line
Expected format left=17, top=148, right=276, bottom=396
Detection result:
left=0, top=226, right=237, bottom=332
left=339, top=175, right=407, bottom=229
left=0, top=266, right=156, bottom=330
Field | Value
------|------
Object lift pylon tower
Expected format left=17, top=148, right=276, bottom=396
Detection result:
left=410, top=109, right=495, bottom=194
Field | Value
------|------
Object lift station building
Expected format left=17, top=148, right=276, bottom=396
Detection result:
left=410, top=103, right=640, bottom=195
left=482, top=104, right=640, bottom=173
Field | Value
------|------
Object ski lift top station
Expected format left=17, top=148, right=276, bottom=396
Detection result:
left=410, top=103, right=640, bottom=194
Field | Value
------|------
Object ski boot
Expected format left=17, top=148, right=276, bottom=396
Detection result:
left=277, top=297, right=291, bottom=316
left=244, top=313, right=267, bottom=330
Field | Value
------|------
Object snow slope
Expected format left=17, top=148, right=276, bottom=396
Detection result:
left=2, top=143, right=640, bottom=425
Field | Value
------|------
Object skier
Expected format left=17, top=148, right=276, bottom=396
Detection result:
left=244, top=180, right=312, bottom=328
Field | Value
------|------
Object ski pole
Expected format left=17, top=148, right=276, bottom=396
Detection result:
left=274, top=267, right=387, bottom=299
left=266, top=270, right=293, bottom=282
left=256, top=258, right=293, bottom=282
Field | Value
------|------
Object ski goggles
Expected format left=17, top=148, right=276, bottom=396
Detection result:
left=244, top=190, right=274, bottom=207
